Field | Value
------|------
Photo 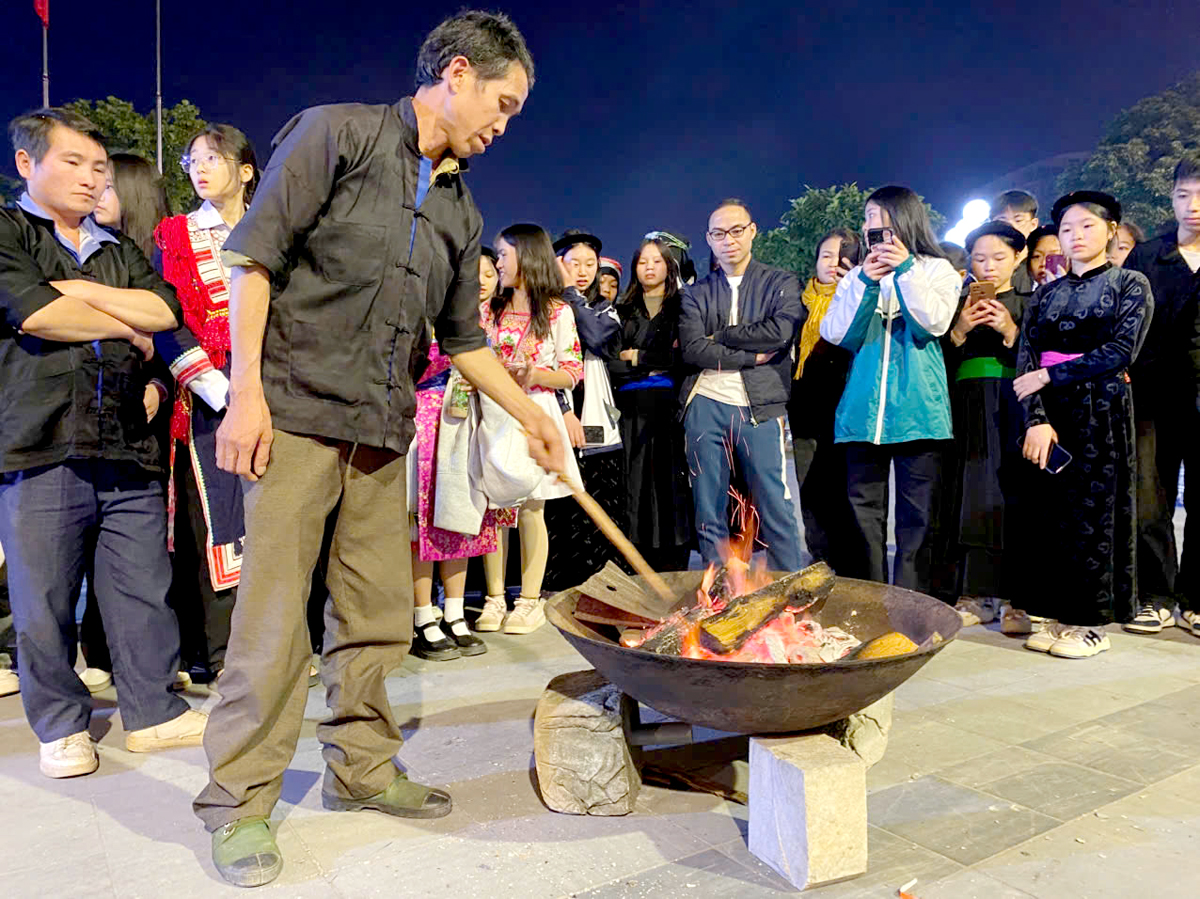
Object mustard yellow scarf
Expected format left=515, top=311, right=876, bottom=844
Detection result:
left=795, top=277, right=837, bottom=378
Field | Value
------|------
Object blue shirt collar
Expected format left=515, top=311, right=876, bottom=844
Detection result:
left=18, top=191, right=118, bottom=264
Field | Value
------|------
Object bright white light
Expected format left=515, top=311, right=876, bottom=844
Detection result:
left=943, top=199, right=991, bottom=247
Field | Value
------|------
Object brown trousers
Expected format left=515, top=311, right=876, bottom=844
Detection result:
left=193, top=430, right=413, bottom=831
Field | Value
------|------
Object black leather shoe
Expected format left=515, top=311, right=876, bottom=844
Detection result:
left=442, top=619, right=487, bottom=656
left=411, top=625, right=461, bottom=661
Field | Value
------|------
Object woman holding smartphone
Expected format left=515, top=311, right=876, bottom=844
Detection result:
left=788, top=228, right=862, bottom=571
left=1025, top=225, right=1067, bottom=286
left=820, top=186, right=960, bottom=592
left=1013, top=191, right=1153, bottom=659
left=941, top=222, right=1033, bottom=630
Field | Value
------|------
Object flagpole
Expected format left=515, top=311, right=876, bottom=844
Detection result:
left=42, top=23, right=49, bottom=106
left=155, top=0, right=163, bottom=173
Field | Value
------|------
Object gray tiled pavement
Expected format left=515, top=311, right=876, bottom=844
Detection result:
left=3, top=613, right=1200, bottom=898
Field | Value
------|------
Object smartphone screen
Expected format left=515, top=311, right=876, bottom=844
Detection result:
left=1046, top=442, right=1072, bottom=474
left=1017, top=437, right=1073, bottom=473
left=968, top=281, right=997, bottom=304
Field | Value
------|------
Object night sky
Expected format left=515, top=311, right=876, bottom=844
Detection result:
left=4, top=1, right=1198, bottom=268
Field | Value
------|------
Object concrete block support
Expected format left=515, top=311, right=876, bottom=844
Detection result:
left=748, top=733, right=868, bottom=891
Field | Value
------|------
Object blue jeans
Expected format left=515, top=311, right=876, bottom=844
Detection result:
left=684, top=396, right=803, bottom=572
left=0, top=461, right=186, bottom=742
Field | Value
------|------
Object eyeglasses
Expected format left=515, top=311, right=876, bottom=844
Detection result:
left=179, top=152, right=233, bottom=174
left=707, top=223, right=753, bottom=242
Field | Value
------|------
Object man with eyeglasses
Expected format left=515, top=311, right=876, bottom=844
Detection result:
left=679, top=198, right=805, bottom=571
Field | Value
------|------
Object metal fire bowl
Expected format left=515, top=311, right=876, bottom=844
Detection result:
left=546, top=571, right=961, bottom=734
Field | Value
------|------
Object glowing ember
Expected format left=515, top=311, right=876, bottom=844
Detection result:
left=629, top=501, right=860, bottom=664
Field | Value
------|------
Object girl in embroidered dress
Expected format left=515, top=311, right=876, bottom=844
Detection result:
left=478, top=224, right=583, bottom=635
left=406, top=250, right=499, bottom=660
left=153, top=125, right=258, bottom=682
left=1013, top=191, right=1153, bottom=660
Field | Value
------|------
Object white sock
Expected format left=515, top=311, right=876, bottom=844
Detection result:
left=444, top=597, right=469, bottom=636
left=415, top=605, right=445, bottom=640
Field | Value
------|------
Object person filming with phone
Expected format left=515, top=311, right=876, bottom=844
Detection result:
left=1011, top=191, right=1153, bottom=660
left=820, top=186, right=960, bottom=594
left=940, top=222, right=1035, bottom=633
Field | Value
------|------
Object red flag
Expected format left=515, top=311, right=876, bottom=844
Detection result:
left=34, top=0, right=49, bottom=28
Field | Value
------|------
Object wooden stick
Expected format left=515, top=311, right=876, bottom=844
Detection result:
left=568, top=484, right=675, bottom=602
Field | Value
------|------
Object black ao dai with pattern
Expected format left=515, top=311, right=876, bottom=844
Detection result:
left=1016, top=264, right=1153, bottom=626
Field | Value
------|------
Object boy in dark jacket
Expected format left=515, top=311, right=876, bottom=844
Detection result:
left=680, top=198, right=805, bottom=571
left=0, top=108, right=205, bottom=780
left=1123, top=152, right=1200, bottom=635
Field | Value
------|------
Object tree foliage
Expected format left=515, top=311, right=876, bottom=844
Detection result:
left=61, top=96, right=208, bottom=215
left=754, top=183, right=945, bottom=280
left=1058, top=70, right=1200, bottom=235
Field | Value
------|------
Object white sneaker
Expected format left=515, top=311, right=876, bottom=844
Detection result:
left=80, top=668, right=112, bottom=693
left=1178, top=610, right=1200, bottom=636
left=1049, top=626, right=1112, bottom=659
left=1024, top=620, right=1063, bottom=653
left=171, top=670, right=192, bottom=691
left=475, top=594, right=507, bottom=632
left=125, top=708, right=208, bottom=752
left=1123, top=604, right=1175, bottom=634
left=503, top=595, right=546, bottom=635
left=0, top=668, right=18, bottom=697
left=40, top=731, right=99, bottom=778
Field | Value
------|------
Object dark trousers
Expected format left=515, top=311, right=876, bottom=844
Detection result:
left=844, top=441, right=946, bottom=592
left=0, top=461, right=187, bottom=741
left=684, top=396, right=803, bottom=572
left=792, top=436, right=856, bottom=571
left=1136, top=406, right=1199, bottom=609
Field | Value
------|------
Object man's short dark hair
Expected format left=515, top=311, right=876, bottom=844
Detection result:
left=1175, top=151, right=1200, bottom=186
left=990, top=189, right=1038, bottom=219
left=712, top=197, right=753, bottom=220
left=415, top=10, right=535, bottom=90
left=9, top=107, right=105, bottom=164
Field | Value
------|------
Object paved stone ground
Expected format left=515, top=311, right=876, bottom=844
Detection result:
left=3, top=611, right=1200, bottom=898
left=2, top=470, right=1194, bottom=897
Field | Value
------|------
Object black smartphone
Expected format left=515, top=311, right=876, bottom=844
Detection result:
left=841, top=239, right=863, bottom=268
left=1018, top=437, right=1072, bottom=474
left=866, top=228, right=893, bottom=249
left=583, top=425, right=605, bottom=445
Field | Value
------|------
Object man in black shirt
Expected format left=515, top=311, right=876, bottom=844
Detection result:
left=1123, top=152, right=1200, bottom=635
left=0, top=109, right=206, bottom=780
left=194, top=12, right=564, bottom=887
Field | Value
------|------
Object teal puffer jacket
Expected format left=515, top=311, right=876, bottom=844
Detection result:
left=819, top=255, right=960, bottom=445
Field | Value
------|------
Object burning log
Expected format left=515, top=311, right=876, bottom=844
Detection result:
left=697, top=562, right=835, bottom=655
left=636, top=607, right=710, bottom=656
